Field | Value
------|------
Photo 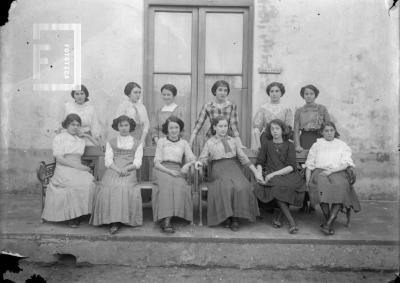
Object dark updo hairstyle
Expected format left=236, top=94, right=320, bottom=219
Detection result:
left=300, top=84, right=319, bottom=98
left=210, top=115, right=229, bottom=136
left=161, top=115, right=184, bottom=135
left=71, top=84, right=89, bottom=102
left=112, top=115, right=136, bottom=132
left=266, top=82, right=285, bottom=96
left=124, top=82, right=141, bottom=96
left=320, top=121, right=340, bottom=138
left=264, top=119, right=291, bottom=141
left=62, top=113, right=82, bottom=129
left=211, top=80, right=230, bottom=96
left=161, top=84, right=177, bottom=97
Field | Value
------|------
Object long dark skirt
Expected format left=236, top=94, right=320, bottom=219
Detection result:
left=205, top=158, right=260, bottom=226
left=254, top=172, right=306, bottom=207
left=300, top=131, right=320, bottom=149
left=308, top=168, right=361, bottom=212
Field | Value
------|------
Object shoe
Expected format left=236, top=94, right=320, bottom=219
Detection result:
left=230, top=218, right=239, bottom=232
left=319, top=223, right=331, bottom=236
left=110, top=223, right=120, bottom=234
left=289, top=226, right=299, bottom=234
left=222, top=218, right=232, bottom=228
left=68, top=219, right=80, bottom=228
left=161, top=218, right=175, bottom=234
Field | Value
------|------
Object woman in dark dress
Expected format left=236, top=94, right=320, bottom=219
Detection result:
left=254, top=119, right=306, bottom=234
left=196, top=116, right=260, bottom=231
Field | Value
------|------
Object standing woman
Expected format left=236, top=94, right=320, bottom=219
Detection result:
left=254, top=119, right=306, bottom=234
left=189, top=80, right=243, bottom=148
left=42, top=114, right=97, bottom=227
left=63, top=85, right=102, bottom=145
left=152, top=116, right=197, bottom=233
left=294, top=84, right=330, bottom=152
left=91, top=115, right=144, bottom=234
left=196, top=116, right=260, bottom=231
left=116, top=82, right=150, bottom=144
left=252, top=82, right=293, bottom=150
left=151, top=84, right=184, bottom=144
left=305, top=122, right=360, bottom=235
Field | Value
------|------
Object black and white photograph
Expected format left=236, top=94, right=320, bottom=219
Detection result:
left=0, top=0, right=399, bottom=282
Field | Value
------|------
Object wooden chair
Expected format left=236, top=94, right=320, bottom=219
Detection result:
left=196, top=149, right=309, bottom=226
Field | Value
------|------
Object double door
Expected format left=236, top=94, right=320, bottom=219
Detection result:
left=145, top=5, right=252, bottom=148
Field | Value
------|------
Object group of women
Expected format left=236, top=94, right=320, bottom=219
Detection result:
left=41, top=80, right=360, bottom=236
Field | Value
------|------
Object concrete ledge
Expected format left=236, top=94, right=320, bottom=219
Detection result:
left=1, top=236, right=397, bottom=270
left=0, top=194, right=398, bottom=270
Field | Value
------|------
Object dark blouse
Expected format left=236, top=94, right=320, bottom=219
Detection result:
left=256, top=137, right=297, bottom=174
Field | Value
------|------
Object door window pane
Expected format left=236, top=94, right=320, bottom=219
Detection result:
left=154, top=12, right=192, bottom=73
left=205, top=13, right=243, bottom=74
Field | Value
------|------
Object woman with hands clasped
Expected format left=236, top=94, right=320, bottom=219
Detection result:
left=253, top=119, right=306, bottom=234
left=91, top=115, right=144, bottom=234
left=152, top=116, right=197, bottom=233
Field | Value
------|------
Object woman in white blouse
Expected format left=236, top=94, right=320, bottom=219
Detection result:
left=91, top=115, right=144, bottom=234
left=63, top=85, right=102, bottom=145
left=115, top=82, right=150, bottom=145
left=152, top=116, right=197, bottom=233
left=42, top=114, right=97, bottom=227
left=305, top=121, right=360, bottom=235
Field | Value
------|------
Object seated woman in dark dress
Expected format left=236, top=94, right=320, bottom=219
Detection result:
left=196, top=116, right=260, bottom=231
left=254, top=119, right=306, bottom=234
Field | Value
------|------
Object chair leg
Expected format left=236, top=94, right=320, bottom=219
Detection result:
left=198, top=190, right=203, bottom=227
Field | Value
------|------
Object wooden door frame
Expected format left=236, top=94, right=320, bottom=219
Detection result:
left=144, top=0, right=254, bottom=146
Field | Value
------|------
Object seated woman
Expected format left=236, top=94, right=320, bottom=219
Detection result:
left=152, top=116, right=197, bottom=233
left=254, top=119, right=306, bottom=234
left=294, top=84, right=330, bottom=152
left=63, top=84, right=102, bottom=145
left=252, top=82, right=293, bottom=150
left=151, top=84, right=184, bottom=144
left=196, top=116, right=260, bottom=231
left=91, top=115, right=144, bottom=234
left=116, top=82, right=150, bottom=144
left=189, top=80, right=244, bottom=149
left=305, top=121, right=361, bottom=236
left=42, top=114, right=97, bottom=227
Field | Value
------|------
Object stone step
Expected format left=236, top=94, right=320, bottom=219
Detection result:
left=0, top=194, right=398, bottom=270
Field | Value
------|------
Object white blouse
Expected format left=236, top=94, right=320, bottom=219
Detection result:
left=115, top=100, right=150, bottom=129
left=53, top=132, right=85, bottom=156
left=154, top=137, right=195, bottom=164
left=161, top=103, right=178, bottom=112
left=64, top=102, right=101, bottom=138
left=305, top=138, right=355, bottom=171
left=104, top=135, right=143, bottom=169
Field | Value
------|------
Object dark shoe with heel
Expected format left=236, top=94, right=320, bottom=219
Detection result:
left=230, top=218, right=239, bottom=232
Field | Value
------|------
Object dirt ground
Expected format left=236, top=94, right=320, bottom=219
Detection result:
left=4, top=262, right=396, bottom=283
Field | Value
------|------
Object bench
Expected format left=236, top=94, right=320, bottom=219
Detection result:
left=196, top=149, right=309, bottom=226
